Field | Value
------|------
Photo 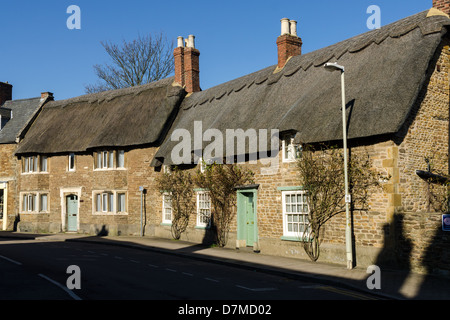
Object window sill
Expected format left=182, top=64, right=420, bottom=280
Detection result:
left=160, top=222, right=172, bottom=226
left=92, top=212, right=128, bottom=216
left=20, top=212, right=48, bottom=215
left=195, top=225, right=210, bottom=230
left=21, top=172, right=49, bottom=175
left=280, top=235, right=309, bottom=242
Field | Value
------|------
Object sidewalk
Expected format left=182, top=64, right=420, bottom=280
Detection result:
left=1, top=231, right=449, bottom=300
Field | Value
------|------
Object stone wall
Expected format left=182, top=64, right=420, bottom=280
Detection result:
left=0, top=144, right=19, bottom=230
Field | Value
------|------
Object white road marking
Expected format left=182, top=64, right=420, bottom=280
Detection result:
left=38, top=274, right=82, bottom=300
left=236, top=285, right=277, bottom=292
left=182, top=272, right=193, bottom=276
left=204, top=277, right=219, bottom=283
left=0, top=255, right=22, bottom=265
left=166, top=268, right=177, bottom=272
left=148, top=264, right=158, bottom=268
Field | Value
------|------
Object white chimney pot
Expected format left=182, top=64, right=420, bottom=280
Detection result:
left=187, top=35, right=195, bottom=48
left=290, top=20, right=298, bottom=36
left=177, top=36, right=184, bottom=47
left=281, top=18, right=290, bottom=35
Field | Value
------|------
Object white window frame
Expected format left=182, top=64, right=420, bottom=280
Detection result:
left=196, top=191, right=211, bottom=228
left=20, top=192, right=49, bottom=213
left=22, top=156, right=38, bottom=173
left=116, top=150, right=125, bottom=168
left=40, top=156, right=48, bottom=172
left=68, top=153, right=75, bottom=171
left=22, top=155, right=49, bottom=174
left=162, top=193, right=173, bottom=224
left=117, top=192, right=126, bottom=213
left=95, top=150, right=125, bottom=170
left=92, top=190, right=127, bottom=215
left=282, top=190, right=309, bottom=238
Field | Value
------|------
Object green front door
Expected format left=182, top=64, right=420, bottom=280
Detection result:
left=245, top=193, right=255, bottom=246
left=67, top=195, right=78, bottom=232
left=237, top=190, right=257, bottom=247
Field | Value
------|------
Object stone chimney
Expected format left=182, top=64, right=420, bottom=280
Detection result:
left=0, top=82, right=13, bottom=106
left=276, top=18, right=302, bottom=69
left=433, top=0, right=450, bottom=16
left=174, top=35, right=201, bottom=94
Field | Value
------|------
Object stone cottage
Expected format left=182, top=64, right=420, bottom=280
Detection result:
left=14, top=78, right=185, bottom=235
left=151, top=7, right=450, bottom=274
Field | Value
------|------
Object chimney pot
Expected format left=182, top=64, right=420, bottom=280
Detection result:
left=177, top=36, right=184, bottom=48
left=290, top=20, right=298, bottom=36
left=281, top=18, right=290, bottom=35
left=187, top=35, right=195, bottom=48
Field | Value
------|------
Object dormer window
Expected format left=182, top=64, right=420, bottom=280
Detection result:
left=282, top=136, right=302, bottom=163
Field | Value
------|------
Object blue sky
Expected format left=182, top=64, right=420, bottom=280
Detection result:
left=1, top=0, right=431, bottom=100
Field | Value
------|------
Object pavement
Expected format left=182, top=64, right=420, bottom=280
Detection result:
left=0, top=230, right=449, bottom=300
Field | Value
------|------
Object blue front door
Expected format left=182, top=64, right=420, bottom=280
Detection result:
left=67, top=195, right=78, bottom=232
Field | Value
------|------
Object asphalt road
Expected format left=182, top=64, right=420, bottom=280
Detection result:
left=0, top=238, right=379, bottom=302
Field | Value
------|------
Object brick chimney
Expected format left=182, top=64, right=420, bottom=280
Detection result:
left=276, top=18, right=302, bottom=69
left=174, top=36, right=185, bottom=87
left=40, top=91, right=54, bottom=102
left=0, top=82, right=13, bottom=106
left=174, top=35, right=201, bottom=94
left=433, top=0, right=450, bottom=16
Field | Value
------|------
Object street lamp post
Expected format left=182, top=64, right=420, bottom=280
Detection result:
left=324, top=62, right=353, bottom=270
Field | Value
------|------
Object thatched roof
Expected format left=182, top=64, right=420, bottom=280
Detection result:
left=152, top=9, right=450, bottom=166
left=0, top=97, right=42, bottom=144
left=15, top=77, right=185, bottom=155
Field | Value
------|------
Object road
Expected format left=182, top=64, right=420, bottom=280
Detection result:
left=0, top=237, right=379, bottom=302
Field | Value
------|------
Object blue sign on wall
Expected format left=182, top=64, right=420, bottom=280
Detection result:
left=443, top=214, right=450, bottom=232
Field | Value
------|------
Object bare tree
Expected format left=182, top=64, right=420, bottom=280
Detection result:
left=297, top=144, right=387, bottom=261
left=85, top=32, right=174, bottom=93
left=156, top=166, right=195, bottom=240
left=195, top=163, right=255, bottom=247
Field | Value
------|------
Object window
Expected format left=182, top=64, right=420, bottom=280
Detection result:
left=117, top=193, right=126, bottom=213
left=23, top=155, right=48, bottom=173
left=117, top=150, right=125, bottom=168
left=68, top=153, right=75, bottom=171
left=282, top=137, right=302, bottom=163
left=40, top=156, right=48, bottom=172
left=23, top=156, right=38, bottom=173
left=95, top=150, right=125, bottom=169
left=94, top=192, right=114, bottom=213
left=93, top=191, right=126, bottom=214
left=21, top=193, right=47, bottom=213
left=162, top=193, right=173, bottom=224
left=197, top=191, right=211, bottom=227
left=282, top=191, right=309, bottom=238
left=40, top=194, right=48, bottom=212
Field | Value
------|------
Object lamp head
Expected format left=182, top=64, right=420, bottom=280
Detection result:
left=324, top=62, right=345, bottom=72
